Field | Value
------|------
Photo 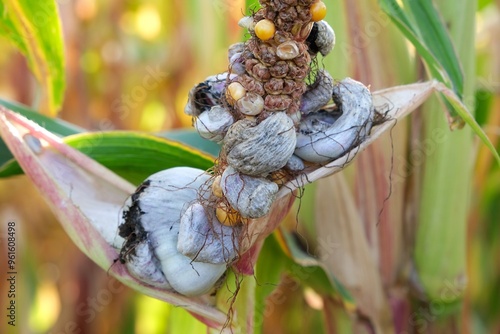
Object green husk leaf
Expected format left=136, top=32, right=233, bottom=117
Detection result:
left=159, top=129, right=221, bottom=157
left=253, top=234, right=289, bottom=334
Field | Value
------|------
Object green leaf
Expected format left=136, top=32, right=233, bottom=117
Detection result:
left=379, top=2, right=450, bottom=85
left=254, top=234, right=288, bottom=334
left=275, top=230, right=353, bottom=301
left=64, top=132, right=215, bottom=185
left=215, top=269, right=255, bottom=333
left=379, top=0, right=464, bottom=119
left=0, top=0, right=65, bottom=115
left=159, top=129, right=221, bottom=157
left=0, top=131, right=216, bottom=184
left=167, top=307, right=207, bottom=334
left=434, top=82, right=500, bottom=165
left=403, top=0, right=464, bottom=97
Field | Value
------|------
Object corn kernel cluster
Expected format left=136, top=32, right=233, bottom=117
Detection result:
left=229, top=0, right=327, bottom=121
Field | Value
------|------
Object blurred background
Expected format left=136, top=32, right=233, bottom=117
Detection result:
left=0, top=0, right=499, bottom=333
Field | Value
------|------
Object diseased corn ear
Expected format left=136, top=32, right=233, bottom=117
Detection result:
left=118, top=167, right=230, bottom=296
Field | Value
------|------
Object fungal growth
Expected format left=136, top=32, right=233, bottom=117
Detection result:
left=118, top=0, right=375, bottom=296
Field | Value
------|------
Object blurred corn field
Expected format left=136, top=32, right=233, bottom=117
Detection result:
left=0, top=0, right=499, bottom=333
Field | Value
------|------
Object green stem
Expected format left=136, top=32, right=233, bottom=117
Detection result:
left=414, top=0, right=476, bottom=319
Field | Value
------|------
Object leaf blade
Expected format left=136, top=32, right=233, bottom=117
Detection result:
left=379, top=0, right=465, bottom=121
left=403, top=0, right=464, bottom=97
left=0, top=0, right=66, bottom=114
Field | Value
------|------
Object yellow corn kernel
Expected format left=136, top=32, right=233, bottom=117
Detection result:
left=254, top=19, right=276, bottom=41
left=212, top=175, right=223, bottom=198
left=270, top=169, right=289, bottom=187
left=310, top=1, right=327, bottom=22
left=226, top=82, right=246, bottom=105
left=216, top=202, right=241, bottom=226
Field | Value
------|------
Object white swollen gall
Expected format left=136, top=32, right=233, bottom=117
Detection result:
left=119, top=167, right=227, bottom=296
left=306, top=20, right=335, bottom=57
left=185, top=73, right=235, bottom=116
left=238, top=16, right=255, bottom=31
left=228, top=43, right=246, bottom=75
left=194, top=105, right=234, bottom=143
left=229, top=53, right=246, bottom=75
left=295, top=78, right=374, bottom=163
left=300, top=69, right=334, bottom=115
left=285, top=155, right=305, bottom=172
left=220, top=166, right=279, bottom=218
left=224, top=112, right=297, bottom=177
left=178, top=201, right=240, bottom=264
left=228, top=42, right=245, bottom=60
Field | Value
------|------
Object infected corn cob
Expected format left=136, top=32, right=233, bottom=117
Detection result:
left=185, top=0, right=336, bottom=222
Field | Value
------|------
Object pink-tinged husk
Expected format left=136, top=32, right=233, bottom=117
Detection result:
left=316, top=173, right=394, bottom=333
left=0, top=107, right=227, bottom=328
left=234, top=192, right=296, bottom=274
left=233, top=240, right=264, bottom=276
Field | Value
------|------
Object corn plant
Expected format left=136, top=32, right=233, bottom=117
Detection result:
left=0, top=0, right=499, bottom=333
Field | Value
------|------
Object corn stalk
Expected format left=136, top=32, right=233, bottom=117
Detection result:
left=413, top=0, right=476, bottom=331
